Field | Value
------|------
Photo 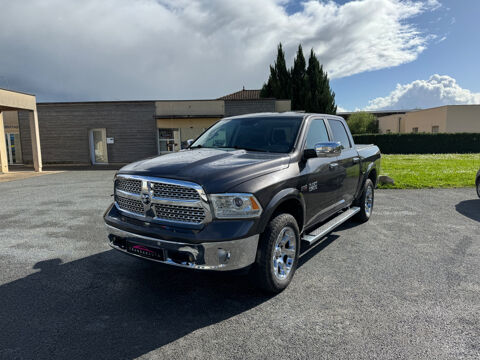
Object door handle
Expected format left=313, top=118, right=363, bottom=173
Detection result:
left=352, top=157, right=360, bottom=164
left=329, top=163, right=339, bottom=170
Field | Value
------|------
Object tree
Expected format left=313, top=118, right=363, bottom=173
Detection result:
left=305, top=49, right=336, bottom=114
left=260, top=43, right=291, bottom=100
left=261, top=43, right=337, bottom=114
left=347, top=112, right=379, bottom=134
left=291, top=45, right=306, bottom=110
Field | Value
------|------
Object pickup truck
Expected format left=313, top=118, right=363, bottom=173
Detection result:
left=104, top=113, right=381, bottom=292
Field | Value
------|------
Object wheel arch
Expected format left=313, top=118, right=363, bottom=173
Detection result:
left=259, top=188, right=306, bottom=234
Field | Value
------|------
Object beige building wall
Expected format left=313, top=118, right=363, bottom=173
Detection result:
left=404, top=107, right=447, bottom=133
left=3, top=111, right=20, bottom=133
left=446, top=105, right=480, bottom=133
left=275, top=100, right=292, bottom=113
left=378, top=114, right=406, bottom=133
left=155, top=100, right=224, bottom=117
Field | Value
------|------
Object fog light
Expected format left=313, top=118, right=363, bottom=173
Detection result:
left=217, top=249, right=231, bottom=264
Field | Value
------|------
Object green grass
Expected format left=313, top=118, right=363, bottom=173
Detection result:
left=378, top=154, right=480, bottom=189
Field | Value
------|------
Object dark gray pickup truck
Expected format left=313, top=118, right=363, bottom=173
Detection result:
left=104, top=113, right=381, bottom=292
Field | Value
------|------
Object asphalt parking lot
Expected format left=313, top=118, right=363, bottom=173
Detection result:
left=0, top=171, right=479, bottom=359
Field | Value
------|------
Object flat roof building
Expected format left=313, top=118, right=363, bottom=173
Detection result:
left=378, top=105, right=480, bottom=134
left=4, top=90, right=290, bottom=167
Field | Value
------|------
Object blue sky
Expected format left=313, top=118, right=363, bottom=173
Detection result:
left=329, top=0, right=480, bottom=110
left=0, top=0, right=479, bottom=110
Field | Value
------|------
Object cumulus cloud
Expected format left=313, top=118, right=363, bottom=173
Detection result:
left=365, top=75, right=480, bottom=110
left=0, top=0, right=440, bottom=101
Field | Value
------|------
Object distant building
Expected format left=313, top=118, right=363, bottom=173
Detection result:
left=3, top=90, right=290, bottom=166
left=377, top=105, right=480, bottom=134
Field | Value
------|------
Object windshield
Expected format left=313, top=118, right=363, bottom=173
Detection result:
left=190, top=117, right=303, bottom=153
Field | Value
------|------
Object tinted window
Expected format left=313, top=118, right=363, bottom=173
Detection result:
left=305, top=119, right=329, bottom=149
left=328, top=120, right=351, bottom=149
left=191, top=117, right=303, bottom=153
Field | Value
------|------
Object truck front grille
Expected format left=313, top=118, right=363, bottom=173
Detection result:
left=116, top=178, right=142, bottom=194
left=153, top=204, right=206, bottom=224
left=114, top=175, right=210, bottom=226
left=115, top=195, right=144, bottom=215
left=152, top=182, right=200, bottom=200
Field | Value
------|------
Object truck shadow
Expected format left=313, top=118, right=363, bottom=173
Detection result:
left=455, top=199, right=480, bottom=222
left=0, top=251, right=270, bottom=359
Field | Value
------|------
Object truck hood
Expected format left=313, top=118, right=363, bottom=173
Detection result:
left=119, top=148, right=291, bottom=193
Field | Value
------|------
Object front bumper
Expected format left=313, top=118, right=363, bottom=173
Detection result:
left=107, top=225, right=259, bottom=271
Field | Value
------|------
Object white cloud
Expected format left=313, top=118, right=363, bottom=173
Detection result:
left=365, top=75, right=480, bottom=110
left=0, top=0, right=440, bottom=101
left=337, top=106, right=349, bottom=113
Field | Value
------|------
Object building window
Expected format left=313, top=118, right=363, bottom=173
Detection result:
left=412, top=127, right=419, bottom=133
left=432, top=125, right=439, bottom=134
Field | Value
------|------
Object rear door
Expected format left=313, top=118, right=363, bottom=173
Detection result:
left=300, top=118, right=343, bottom=227
left=327, top=119, right=360, bottom=205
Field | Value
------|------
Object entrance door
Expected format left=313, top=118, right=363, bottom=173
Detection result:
left=89, top=129, right=108, bottom=164
left=158, top=128, right=180, bottom=154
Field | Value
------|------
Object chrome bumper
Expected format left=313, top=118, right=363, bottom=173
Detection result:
left=106, top=225, right=259, bottom=271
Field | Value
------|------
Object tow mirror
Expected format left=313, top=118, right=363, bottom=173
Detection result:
left=186, top=139, right=195, bottom=147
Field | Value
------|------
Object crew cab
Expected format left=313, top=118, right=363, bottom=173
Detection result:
left=104, top=113, right=381, bottom=292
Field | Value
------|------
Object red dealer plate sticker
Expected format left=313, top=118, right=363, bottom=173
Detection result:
left=127, top=241, right=165, bottom=261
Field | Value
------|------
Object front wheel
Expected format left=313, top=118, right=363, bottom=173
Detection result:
left=250, top=213, right=300, bottom=293
left=355, top=178, right=374, bottom=223
left=476, top=179, right=480, bottom=198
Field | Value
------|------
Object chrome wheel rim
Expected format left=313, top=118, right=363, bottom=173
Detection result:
left=365, top=185, right=374, bottom=217
left=272, top=226, right=296, bottom=281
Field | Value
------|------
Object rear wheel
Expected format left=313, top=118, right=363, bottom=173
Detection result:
left=355, top=178, right=374, bottom=223
left=476, top=179, right=480, bottom=198
left=251, top=213, right=300, bottom=293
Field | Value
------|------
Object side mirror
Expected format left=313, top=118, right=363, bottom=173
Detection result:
left=186, top=139, right=195, bottom=147
left=315, top=142, right=342, bottom=157
left=303, top=142, right=342, bottom=159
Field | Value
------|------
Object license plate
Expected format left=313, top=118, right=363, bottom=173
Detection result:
left=127, top=241, right=165, bottom=261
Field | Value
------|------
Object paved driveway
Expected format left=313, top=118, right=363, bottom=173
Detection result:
left=0, top=171, right=479, bottom=359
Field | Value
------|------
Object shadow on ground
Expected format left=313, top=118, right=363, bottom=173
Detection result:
left=455, top=199, right=480, bottom=222
left=0, top=220, right=357, bottom=359
left=0, top=251, right=270, bottom=359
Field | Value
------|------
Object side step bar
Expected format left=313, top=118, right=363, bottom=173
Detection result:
left=301, top=207, right=360, bottom=245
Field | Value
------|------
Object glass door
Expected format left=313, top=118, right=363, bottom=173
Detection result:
left=89, top=129, right=108, bottom=164
left=5, top=133, right=22, bottom=164
left=158, top=128, right=180, bottom=154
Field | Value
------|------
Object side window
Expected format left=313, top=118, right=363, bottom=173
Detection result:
left=328, top=120, right=351, bottom=149
left=305, top=119, right=329, bottom=149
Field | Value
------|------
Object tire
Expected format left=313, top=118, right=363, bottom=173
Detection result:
left=355, top=178, right=374, bottom=223
left=476, top=179, right=480, bottom=198
left=250, top=213, right=300, bottom=293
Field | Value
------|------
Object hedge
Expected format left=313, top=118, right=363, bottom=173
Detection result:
left=353, top=133, right=480, bottom=154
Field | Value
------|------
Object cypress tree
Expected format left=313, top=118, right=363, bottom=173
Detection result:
left=291, top=44, right=306, bottom=111
left=260, top=43, right=290, bottom=99
left=305, top=49, right=337, bottom=114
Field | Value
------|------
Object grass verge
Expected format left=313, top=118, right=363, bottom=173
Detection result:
left=378, top=154, right=480, bottom=189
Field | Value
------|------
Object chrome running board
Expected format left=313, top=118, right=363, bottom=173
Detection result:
left=301, top=207, right=360, bottom=245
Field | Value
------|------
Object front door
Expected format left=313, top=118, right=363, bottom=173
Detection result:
left=300, top=118, right=343, bottom=228
left=5, top=133, right=22, bottom=164
left=89, top=129, right=108, bottom=164
left=158, top=128, right=180, bottom=154
left=327, top=119, right=360, bottom=205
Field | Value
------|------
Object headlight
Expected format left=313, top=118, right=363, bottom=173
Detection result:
left=210, top=193, right=262, bottom=219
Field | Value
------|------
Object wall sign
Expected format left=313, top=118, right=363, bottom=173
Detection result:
left=106, top=137, right=114, bottom=144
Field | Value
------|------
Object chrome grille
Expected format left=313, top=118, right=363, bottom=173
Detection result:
left=114, top=175, right=211, bottom=225
left=115, top=195, right=144, bottom=215
left=152, top=182, right=200, bottom=200
left=154, top=204, right=206, bottom=224
left=116, top=178, right=142, bottom=194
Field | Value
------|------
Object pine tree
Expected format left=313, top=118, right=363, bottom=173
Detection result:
left=260, top=43, right=290, bottom=99
left=291, top=44, right=306, bottom=111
